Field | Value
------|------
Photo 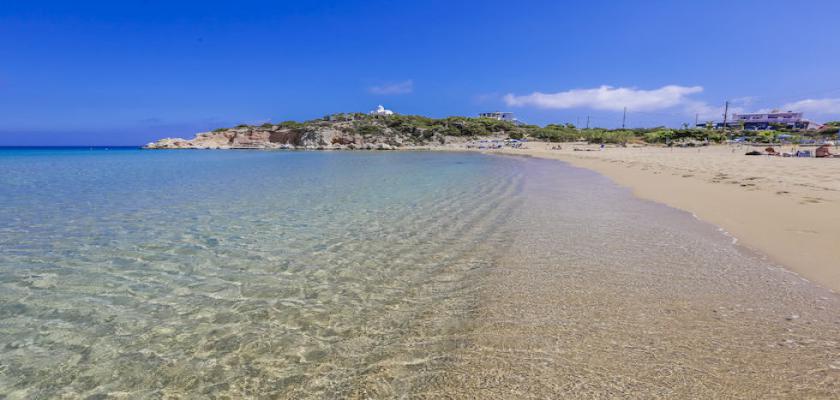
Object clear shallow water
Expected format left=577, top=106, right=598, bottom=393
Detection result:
left=1, top=148, right=838, bottom=398
left=0, top=149, right=524, bottom=398
left=429, top=159, right=840, bottom=398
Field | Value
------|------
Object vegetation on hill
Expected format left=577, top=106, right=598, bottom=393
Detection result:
left=214, top=113, right=839, bottom=146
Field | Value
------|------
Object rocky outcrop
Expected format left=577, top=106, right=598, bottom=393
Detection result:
left=146, top=127, right=280, bottom=150
left=144, top=121, right=479, bottom=150
left=143, top=113, right=523, bottom=150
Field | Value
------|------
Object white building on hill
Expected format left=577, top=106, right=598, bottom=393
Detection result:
left=370, top=105, right=395, bottom=116
left=479, top=111, right=522, bottom=125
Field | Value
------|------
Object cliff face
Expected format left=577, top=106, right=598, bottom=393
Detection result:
left=144, top=115, right=519, bottom=150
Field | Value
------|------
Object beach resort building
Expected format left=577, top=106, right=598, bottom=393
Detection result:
left=702, top=110, right=821, bottom=130
left=370, top=105, right=395, bottom=116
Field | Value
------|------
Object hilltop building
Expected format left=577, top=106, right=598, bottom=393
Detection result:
left=370, top=105, right=395, bottom=116
left=700, top=110, right=821, bottom=130
left=479, top=111, right=516, bottom=122
left=479, top=111, right=524, bottom=125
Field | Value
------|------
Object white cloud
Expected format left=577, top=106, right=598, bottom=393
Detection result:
left=368, top=80, right=413, bottom=95
left=685, top=100, right=745, bottom=121
left=779, top=98, right=840, bottom=115
left=501, top=85, right=840, bottom=123
left=504, top=85, right=704, bottom=112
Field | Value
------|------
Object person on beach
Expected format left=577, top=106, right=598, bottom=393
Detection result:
left=816, top=144, right=836, bottom=158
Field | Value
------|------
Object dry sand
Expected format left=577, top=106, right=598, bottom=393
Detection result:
left=478, top=142, right=840, bottom=292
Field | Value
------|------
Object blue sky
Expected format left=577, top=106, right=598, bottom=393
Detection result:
left=2, top=0, right=840, bottom=145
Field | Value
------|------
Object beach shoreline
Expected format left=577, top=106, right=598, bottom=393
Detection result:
left=139, top=140, right=840, bottom=292
left=464, top=142, right=840, bottom=292
left=142, top=140, right=840, bottom=292
left=430, top=155, right=840, bottom=397
left=3, top=148, right=839, bottom=397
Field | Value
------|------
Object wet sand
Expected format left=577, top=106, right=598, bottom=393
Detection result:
left=428, top=158, right=840, bottom=398
left=479, top=142, right=840, bottom=293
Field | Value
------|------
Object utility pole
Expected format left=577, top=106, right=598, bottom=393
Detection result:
left=722, top=101, right=729, bottom=135
left=695, top=113, right=699, bottom=127
left=586, top=115, right=590, bottom=129
left=622, top=107, right=627, bottom=129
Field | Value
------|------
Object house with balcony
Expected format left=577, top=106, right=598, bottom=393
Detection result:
left=700, top=110, right=821, bottom=130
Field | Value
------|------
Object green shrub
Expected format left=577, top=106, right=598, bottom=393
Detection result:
left=278, top=121, right=302, bottom=128
left=643, top=130, right=673, bottom=143
left=357, top=124, right=384, bottom=136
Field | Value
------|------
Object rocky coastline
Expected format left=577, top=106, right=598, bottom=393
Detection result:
left=143, top=115, right=507, bottom=150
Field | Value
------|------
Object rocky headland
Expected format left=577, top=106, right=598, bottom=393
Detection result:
left=144, top=113, right=522, bottom=150
left=146, top=111, right=840, bottom=151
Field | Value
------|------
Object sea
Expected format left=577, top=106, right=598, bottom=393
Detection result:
left=0, top=147, right=837, bottom=398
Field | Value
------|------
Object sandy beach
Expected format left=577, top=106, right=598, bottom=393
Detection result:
left=477, top=142, right=840, bottom=292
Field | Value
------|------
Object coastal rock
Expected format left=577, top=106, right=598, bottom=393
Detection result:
left=144, top=138, right=195, bottom=149
left=143, top=117, right=507, bottom=150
